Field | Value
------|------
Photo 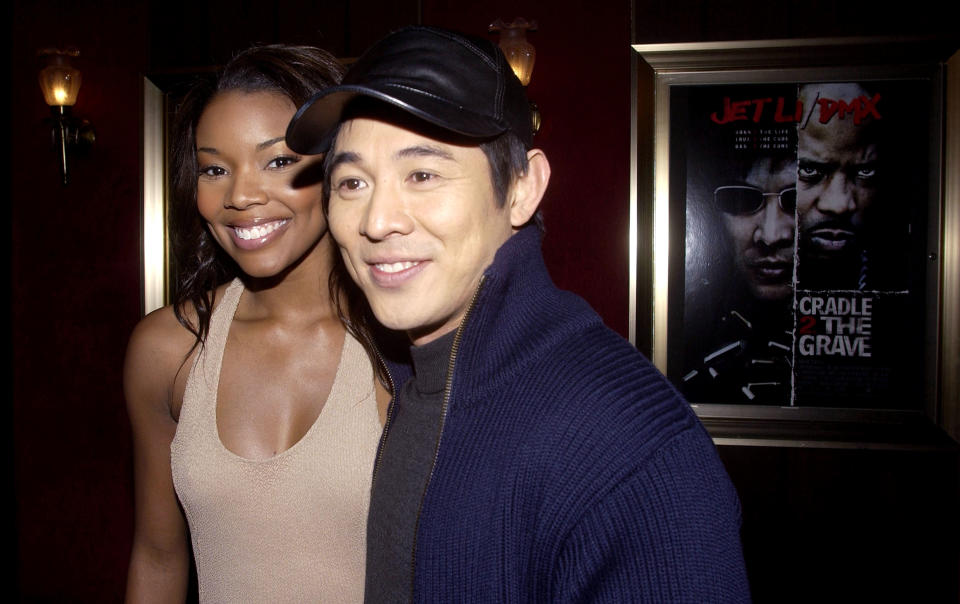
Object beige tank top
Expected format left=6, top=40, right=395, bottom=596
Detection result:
left=171, top=278, right=381, bottom=603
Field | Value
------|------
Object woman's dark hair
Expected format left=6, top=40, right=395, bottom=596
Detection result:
left=170, top=44, right=387, bottom=383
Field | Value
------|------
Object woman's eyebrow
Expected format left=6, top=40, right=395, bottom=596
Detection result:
left=257, top=136, right=286, bottom=151
left=197, top=136, right=287, bottom=155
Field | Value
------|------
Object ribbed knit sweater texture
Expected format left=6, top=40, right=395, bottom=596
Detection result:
left=378, top=226, right=750, bottom=603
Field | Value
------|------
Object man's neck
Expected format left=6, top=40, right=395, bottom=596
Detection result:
left=409, top=329, right=457, bottom=395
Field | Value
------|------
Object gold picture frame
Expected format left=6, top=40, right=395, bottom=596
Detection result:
left=629, top=37, right=960, bottom=447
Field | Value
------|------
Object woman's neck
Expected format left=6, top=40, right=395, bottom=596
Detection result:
left=237, top=234, right=338, bottom=324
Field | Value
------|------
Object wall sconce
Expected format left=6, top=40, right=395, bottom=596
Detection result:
left=489, top=18, right=541, bottom=137
left=37, top=48, right=95, bottom=185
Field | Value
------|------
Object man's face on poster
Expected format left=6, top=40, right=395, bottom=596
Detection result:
left=716, top=157, right=796, bottom=302
left=797, top=83, right=880, bottom=262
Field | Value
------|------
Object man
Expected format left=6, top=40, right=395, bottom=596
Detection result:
left=287, top=26, right=749, bottom=602
left=681, top=153, right=795, bottom=404
left=796, top=82, right=885, bottom=290
left=717, top=155, right=796, bottom=302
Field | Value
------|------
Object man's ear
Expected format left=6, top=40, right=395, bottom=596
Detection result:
left=509, top=149, right=551, bottom=228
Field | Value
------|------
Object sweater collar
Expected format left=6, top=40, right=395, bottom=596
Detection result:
left=447, top=224, right=600, bottom=402
left=382, top=225, right=601, bottom=402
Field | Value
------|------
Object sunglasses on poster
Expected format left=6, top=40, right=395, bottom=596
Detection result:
left=714, top=185, right=796, bottom=215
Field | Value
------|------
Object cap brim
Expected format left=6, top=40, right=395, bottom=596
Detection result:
left=286, top=82, right=510, bottom=155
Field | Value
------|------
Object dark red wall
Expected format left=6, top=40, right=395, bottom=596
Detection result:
left=11, top=1, right=147, bottom=601
left=9, top=0, right=958, bottom=601
left=422, top=1, right=634, bottom=336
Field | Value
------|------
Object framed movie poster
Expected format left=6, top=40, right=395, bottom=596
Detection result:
left=630, top=38, right=960, bottom=446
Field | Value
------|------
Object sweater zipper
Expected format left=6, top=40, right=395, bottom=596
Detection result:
left=407, top=275, right=487, bottom=601
left=368, top=336, right=396, bottom=488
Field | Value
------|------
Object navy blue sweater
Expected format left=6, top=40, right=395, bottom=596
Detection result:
left=381, top=226, right=750, bottom=602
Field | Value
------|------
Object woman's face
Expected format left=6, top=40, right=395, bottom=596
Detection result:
left=195, top=90, right=329, bottom=279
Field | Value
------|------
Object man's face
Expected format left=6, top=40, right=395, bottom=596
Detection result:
left=327, top=117, right=514, bottom=345
left=797, top=84, right=880, bottom=261
left=718, top=157, right=796, bottom=301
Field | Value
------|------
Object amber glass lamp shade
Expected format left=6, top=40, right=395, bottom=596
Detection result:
left=37, top=48, right=93, bottom=185
left=490, top=18, right=536, bottom=86
left=38, top=50, right=82, bottom=107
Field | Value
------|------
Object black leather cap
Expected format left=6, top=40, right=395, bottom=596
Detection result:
left=286, top=26, right=533, bottom=154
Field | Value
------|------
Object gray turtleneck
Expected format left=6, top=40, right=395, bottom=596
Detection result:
left=364, top=329, right=456, bottom=603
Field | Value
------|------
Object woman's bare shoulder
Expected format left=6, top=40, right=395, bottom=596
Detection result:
left=124, top=284, right=234, bottom=402
left=127, top=304, right=196, bottom=362
left=126, top=283, right=231, bottom=365
left=124, top=304, right=197, bottom=409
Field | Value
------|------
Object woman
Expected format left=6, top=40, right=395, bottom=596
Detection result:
left=124, top=45, right=388, bottom=602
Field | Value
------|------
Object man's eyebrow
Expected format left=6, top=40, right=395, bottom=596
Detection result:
left=328, top=145, right=454, bottom=171
left=328, top=151, right=362, bottom=172
left=395, top=144, right=455, bottom=161
left=797, top=158, right=832, bottom=167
